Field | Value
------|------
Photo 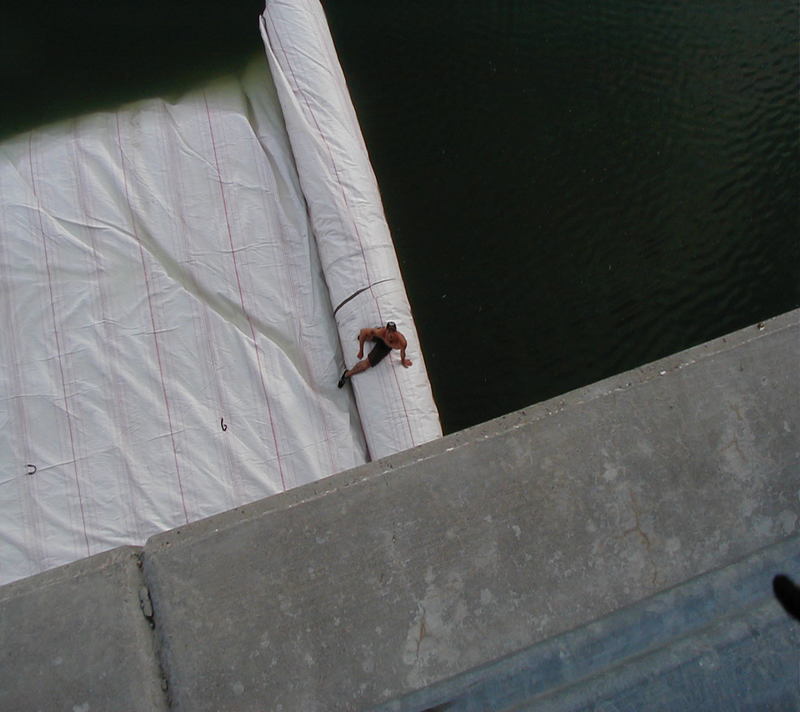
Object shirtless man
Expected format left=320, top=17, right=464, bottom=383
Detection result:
left=337, top=321, right=412, bottom=387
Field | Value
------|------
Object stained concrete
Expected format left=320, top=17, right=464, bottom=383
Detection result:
left=141, top=309, right=799, bottom=711
left=0, top=546, right=167, bottom=712
left=380, top=533, right=800, bottom=711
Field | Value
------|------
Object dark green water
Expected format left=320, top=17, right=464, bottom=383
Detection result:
left=3, top=1, right=798, bottom=435
left=322, top=0, right=799, bottom=433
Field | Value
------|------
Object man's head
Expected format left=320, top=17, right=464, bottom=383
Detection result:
left=386, top=321, right=397, bottom=332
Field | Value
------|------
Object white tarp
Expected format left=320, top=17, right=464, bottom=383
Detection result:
left=0, top=0, right=440, bottom=585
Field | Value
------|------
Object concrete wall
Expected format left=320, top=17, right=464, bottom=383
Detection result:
left=0, top=547, right=167, bottom=712
left=1, top=309, right=797, bottom=711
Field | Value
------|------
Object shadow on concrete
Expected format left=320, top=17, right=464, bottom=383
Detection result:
left=773, top=574, right=800, bottom=623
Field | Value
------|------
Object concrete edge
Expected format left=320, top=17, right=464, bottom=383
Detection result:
left=144, top=308, right=799, bottom=554
left=0, top=545, right=144, bottom=601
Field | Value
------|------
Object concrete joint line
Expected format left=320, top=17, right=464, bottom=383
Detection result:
left=137, top=552, right=172, bottom=705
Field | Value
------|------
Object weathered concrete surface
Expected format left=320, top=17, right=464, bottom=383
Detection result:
left=0, top=546, right=167, bottom=712
left=531, top=588, right=800, bottom=712
left=380, top=533, right=800, bottom=711
left=143, top=309, right=799, bottom=711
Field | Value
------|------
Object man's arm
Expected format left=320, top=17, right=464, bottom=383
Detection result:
left=399, top=336, right=412, bottom=368
left=356, top=328, right=375, bottom=359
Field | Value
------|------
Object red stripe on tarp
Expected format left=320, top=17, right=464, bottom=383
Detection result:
left=203, top=95, right=287, bottom=491
left=115, top=115, right=190, bottom=523
left=28, top=134, right=92, bottom=554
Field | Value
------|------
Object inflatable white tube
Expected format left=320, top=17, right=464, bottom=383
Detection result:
left=260, top=0, right=442, bottom=458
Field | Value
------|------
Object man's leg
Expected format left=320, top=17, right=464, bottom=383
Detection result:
left=347, top=359, right=370, bottom=378
left=338, top=359, right=370, bottom=388
left=338, top=337, right=389, bottom=388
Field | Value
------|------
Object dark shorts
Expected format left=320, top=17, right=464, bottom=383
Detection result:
left=367, top=337, right=391, bottom=367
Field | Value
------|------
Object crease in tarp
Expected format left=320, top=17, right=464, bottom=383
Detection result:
left=21, top=180, right=313, bottom=377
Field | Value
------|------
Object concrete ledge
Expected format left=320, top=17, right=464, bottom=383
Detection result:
left=142, top=309, right=799, bottom=710
left=0, top=546, right=168, bottom=712
left=142, top=309, right=799, bottom=547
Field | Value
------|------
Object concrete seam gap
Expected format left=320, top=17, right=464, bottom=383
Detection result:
left=137, top=551, right=174, bottom=710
